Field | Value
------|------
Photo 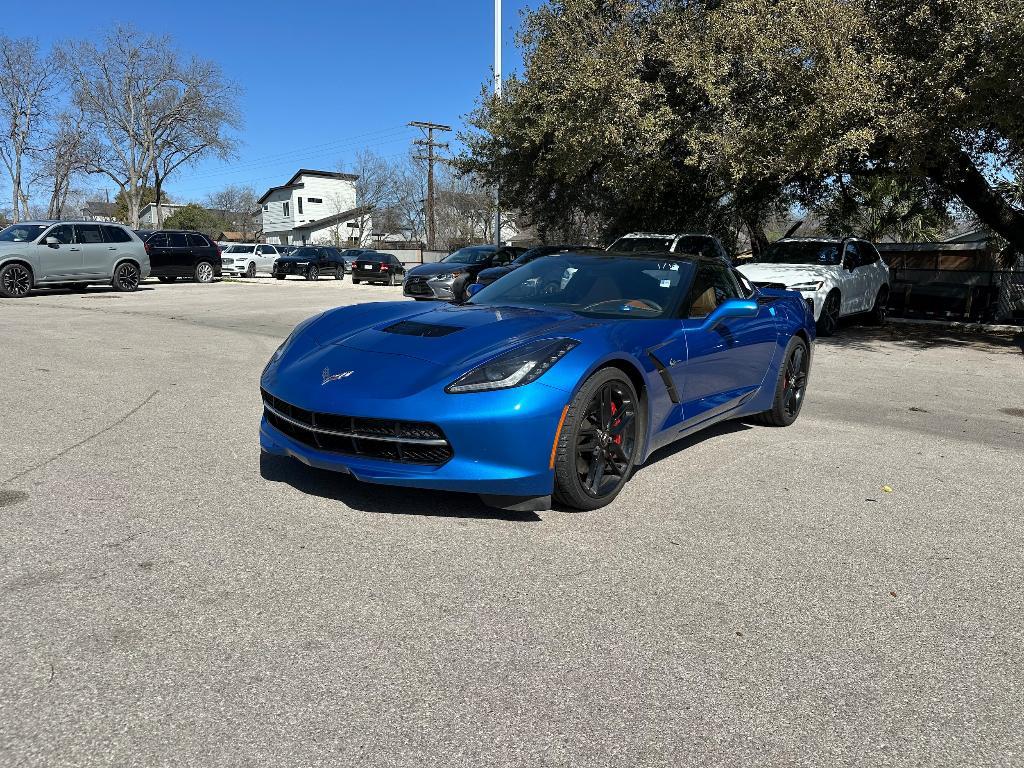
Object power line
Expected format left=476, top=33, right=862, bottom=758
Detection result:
left=409, top=121, right=452, bottom=251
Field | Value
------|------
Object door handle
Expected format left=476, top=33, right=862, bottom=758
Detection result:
left=108, top=246, right=117, bottom=250
left=69, top=247, right=81, bottom=251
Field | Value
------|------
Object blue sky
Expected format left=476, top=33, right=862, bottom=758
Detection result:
left=6, top=0, right=539, bottom=203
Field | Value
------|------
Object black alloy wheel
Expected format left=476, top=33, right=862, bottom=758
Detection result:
left=756, top=336, right=810, bottom=427
left=112, top=262, right=140, bottom=292
left=306, top=265, right=319, bottom=281
left=0, top=263, right=33, bottom=298
left=816, top=291, right=840, bottom=337
left=554, top=369, right=640, bottom=511
left=867, top=286, right=889, bottom=325
left=245, top=262, right=256, bottom=278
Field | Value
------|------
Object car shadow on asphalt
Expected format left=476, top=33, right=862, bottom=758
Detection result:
left=258, top=453, right=542, bottom=522
left=631, top=419, right=753, bottom=479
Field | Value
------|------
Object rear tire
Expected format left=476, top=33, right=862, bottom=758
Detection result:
left=867, top=286, right=889, bottom=325
left=0, top=263, right=33, bottom=298
left=816, top=291, right=840, bottom=337
left=111, top=262, right=141, bottom=292
left=755, top=336, right=810, bottom=427
left=275, top=275, right=286, bottom=280
left=553, top=368, right=641, bottom=511
left=194, top=261, right=215, bottom=284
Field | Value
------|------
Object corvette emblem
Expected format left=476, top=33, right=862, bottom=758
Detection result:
left=322, top=367, right=354, bottom=385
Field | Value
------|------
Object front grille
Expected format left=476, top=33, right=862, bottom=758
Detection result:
left=261, top=388, right=453, bottom=465
left=405, top=278, right=431, bottom=295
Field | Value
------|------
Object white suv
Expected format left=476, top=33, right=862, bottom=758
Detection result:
left=738, top=237, right=890, bottom=336
left=0, top=221, right=150, bottom=298
left=221, top=243, right=280, bottom=277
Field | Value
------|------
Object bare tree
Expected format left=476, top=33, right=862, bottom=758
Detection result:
left=31, top=111, right=99, bottom=219
left=59, top=26, right=239, bottom=228
left=205, top=184, right=258, bottom=238
left=0, top=36, right=58, bottom=222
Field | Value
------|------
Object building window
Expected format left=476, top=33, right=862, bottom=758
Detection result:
left=283, top=201, right=290, bottom=217
left=297, top=197, right=303, bottom=215
left=307, top=197, right=322, bottom=204
left=263, top=204, right=269, bottom=211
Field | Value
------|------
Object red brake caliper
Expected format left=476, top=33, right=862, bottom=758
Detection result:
left=610, top=401, right=622, bottom=445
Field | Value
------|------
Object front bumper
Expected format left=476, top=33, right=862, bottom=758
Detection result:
left=222, top=260, right=253, bottom=275
left=403, top=275, right=455, bottom=300
left=258, top=382, right=567, bottom=496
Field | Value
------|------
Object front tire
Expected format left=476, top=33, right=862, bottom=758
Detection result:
left=194, top=261, right=215, bottom=283
left=816, top=291, right=840, bottom=337
left=306, top=266, right=319, bottom=281
left=756, top=336, right=810, bottom=427
left=553, top=369, right=640, bottom=511
left=245, top=262, right=256, bottom=278
left=111, top=262, right=140, bottom=292
left=275, top=274, right=286, bottom=280
left=867, top=286, right=889, bottom=325
left=0, top=263, right=33, bottom=298
left=335, top=269, right=343, bottom=280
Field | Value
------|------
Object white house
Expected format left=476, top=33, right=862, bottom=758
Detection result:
left=257, top=169, right=367, bottom=245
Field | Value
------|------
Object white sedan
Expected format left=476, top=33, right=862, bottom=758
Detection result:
left=739, top=237, right=890, bottom=336
left=220, top=243, right=281, bottom=277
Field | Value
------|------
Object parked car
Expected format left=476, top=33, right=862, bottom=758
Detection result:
left=402, top=245, right=506, bottom=301
left=473, top=244, right=603, bottom=289
left=221, top=243, right=280, bottom=277
left=339, top=248, right=373, bottom=273
left=261, top=252, right=814, bottom=511
left=607, top=232, right=733, bottom=265
left=272, top=245, right=346, bottom=281
left=136, top=229, right=221, bottom=283
left=737, top=237, right=890, bottom=336
left=351, top=252, right=407, bottom=285
left=0, top=221, right=150, bottom=298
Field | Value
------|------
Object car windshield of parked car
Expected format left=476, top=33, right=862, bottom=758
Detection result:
left=608, top=237, right=677, bottom=253
left=289, top=247, right=318, bottom=260
left=0, top=224, right=48, bottom=243
left=760, top=241, right=842, bottom=265
left=443, top=246, right=495, bottom=265
left=470, top=255, right=695, bottom=319
left=672, top=236, right=719, bottom=258
left=225, top=245, right=255, bottom=253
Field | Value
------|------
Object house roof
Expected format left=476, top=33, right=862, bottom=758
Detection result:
left=216, top=231, right=250, bottom=241
left=257, top=169, right=359, bottom=205
left=82, top=200, right=117, bottom=216
left=292, top=205, right=373, bottom=232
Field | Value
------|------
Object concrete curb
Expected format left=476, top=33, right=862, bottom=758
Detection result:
left=888, top=317, right=1022, bottom=334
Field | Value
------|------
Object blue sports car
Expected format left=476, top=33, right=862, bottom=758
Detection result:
left=260, top=252, right=815, bottom=511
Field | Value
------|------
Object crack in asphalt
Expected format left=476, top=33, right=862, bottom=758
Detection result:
left=0, top=390, right=161, bottom=487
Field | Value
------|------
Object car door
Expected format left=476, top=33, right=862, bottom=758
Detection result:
left=256, top=245, right=277, bottom=272
left=187, top=233, right=213, bottom=272
left=668, top=261, right=779, bottom=426
left=145, top=233, right=171, bottom=275
left=74, top=224, right=110, bottom=276
left=840, top=240, right=868, bottom=313
left=35, top=223, right=80, bottom=280
left=856, top=241, right=887, bottom=304
left=165, top=232, right=191, bottom=276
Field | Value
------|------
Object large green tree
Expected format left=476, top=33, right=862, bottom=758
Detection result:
left=464, top=0, right=1024, bottom=253
left=164, top=203, right=216, bottom=234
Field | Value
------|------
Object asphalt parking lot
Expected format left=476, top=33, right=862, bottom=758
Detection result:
left=1, top=277, right=1022, bottom=767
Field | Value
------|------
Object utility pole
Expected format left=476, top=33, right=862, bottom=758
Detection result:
left=409, top=120, right=451, bottom=251
left=493, top=0, right=503, bottom=247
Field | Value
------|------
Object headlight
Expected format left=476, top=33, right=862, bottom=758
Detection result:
left=788, top=281, right=824, bottom=292
left=446, top=338, right=579, bottom=393
left=263, top=313, right=323, bottom=374
left=433, top=271, right=463, bottom=281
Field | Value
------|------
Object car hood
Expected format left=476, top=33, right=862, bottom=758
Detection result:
left=738, top=263, right=841, bottom=285
left=266, top=302, right=595, bottom=401
left=275, top=256, right=312, bottom=264
left=476, top=265, right=512, bottom=281
left=406, top=262, right=475, bottom=278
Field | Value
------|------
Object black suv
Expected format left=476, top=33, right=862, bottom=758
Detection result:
left=474, top=244, right=601, bottom=289
left=351, top=252, right=407, bottom=286
left=137, top=230, right=222, bottom=283
left=272, top=246, right=346, bottom=280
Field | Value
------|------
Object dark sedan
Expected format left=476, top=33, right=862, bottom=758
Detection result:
left=351, top=252, right=406, bottom=285
left=402, top=245, right=523, bottom=302
left=473, top=244, right=602, bottom=289
left=137, top=230, right=222, bottom=283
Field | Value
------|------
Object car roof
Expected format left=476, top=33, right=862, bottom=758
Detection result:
left=17, top=220, right=128, bottom=226
left=614, top=232, right=717, bottom=240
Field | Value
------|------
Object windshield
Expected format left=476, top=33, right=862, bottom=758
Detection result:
left=443, top=246, right=495, bottom=265
left=470, top=255, right=695, bottom=319
left=608, top=236, right=674, bottom=253
left=225, top=245, right=255, bottom=253
left=289, top=247, right=317, bottom=259
left=0, top=224, right=48, bottom=243
left=760, top=241, right=842, bottom=265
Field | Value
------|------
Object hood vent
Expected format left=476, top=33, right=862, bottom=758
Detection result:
left=382, top=320, right=464, bottom=338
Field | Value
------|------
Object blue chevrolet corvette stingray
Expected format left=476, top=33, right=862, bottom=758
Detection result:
left=260, top=252, right=815, bottom=511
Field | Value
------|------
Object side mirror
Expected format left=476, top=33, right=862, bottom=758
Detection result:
left=700, top=298, right=758, bottom=331
left=467, top=283, right=484, bottom=297
left=45, top=236, right=59, bottom=245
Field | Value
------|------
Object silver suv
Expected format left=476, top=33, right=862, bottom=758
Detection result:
left=0, top=221, right=150, bottom=298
